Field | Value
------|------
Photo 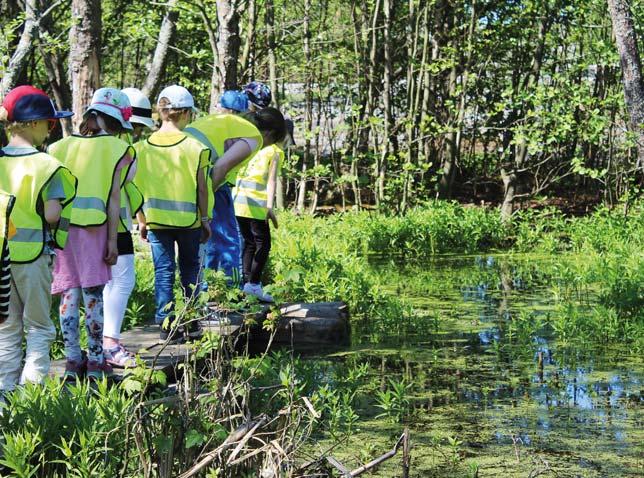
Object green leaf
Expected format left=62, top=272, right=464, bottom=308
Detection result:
left=185, top=429, right=205, bottom=449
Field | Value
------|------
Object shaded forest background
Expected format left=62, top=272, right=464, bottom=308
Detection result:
left=0, top=0, right=643, bottom=218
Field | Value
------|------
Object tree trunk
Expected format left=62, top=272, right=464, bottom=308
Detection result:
left=297, top=0, right=312, bottom=213
left=211, top=0, right=241, bottom=111
left=239, top=0, right=256, bottom=82
left=142, top=0, right=179, bottom=100
left=607, top=0, right=644, bottom=166
left=378, top=0, right=394, bottom=204
left=366, top=0, right=381, bottom=205
left=1, top=0, right=37, bottom=94
left=500, top=14, right=549, bottom=218
left=437, top=4, right=458, bottom=199
left=265, top=0, right=284, bottom=208
left=196, top=1, right=220, bottom=114
left=39, top=0, right=72, bottom=135
left=500, top=161, right=516, bottom=222
left=69, top=0, right=101, bottom=131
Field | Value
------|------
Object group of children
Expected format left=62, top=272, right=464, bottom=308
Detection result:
left=0, top=80, right=290, bottom=391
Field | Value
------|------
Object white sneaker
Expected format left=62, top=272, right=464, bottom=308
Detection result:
left=243, top=282, right=274, bottom=303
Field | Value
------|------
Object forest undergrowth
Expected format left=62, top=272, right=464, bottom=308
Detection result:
left=1, top=201, right=642, bottom=477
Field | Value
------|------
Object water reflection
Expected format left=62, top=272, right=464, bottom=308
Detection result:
left=330, top=254, right=643, bottom=474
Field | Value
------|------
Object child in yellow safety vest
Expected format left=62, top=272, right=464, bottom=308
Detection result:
left=0, top=86, right=77, bottom=391
left=101, top=87, right=153, bottom=368
left=233, top=120, right=292, bottom=302
left=134, top=85, right=211, bottom=343
left=48, top=88, right=135, bottom=381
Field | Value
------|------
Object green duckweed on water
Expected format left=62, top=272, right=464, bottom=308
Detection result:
left=305, top=254, right=643, bottom=477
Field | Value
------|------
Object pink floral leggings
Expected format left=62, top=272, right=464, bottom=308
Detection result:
left=59, top=286, right=105, bottom=364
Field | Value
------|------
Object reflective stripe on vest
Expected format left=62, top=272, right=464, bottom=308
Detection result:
left=236, top=179, right=266, bottom=192
left=235, top=196, right=267, bottom=209
left=74, top=196, right=106, bottom=211
left=143, top=198, right=197, bottom=213
left=11, top=228, right=42, bottom=242
left=0, top=152, right=77, bottom=263
left=49, top=135, right=131, bottom=227
left=134, top=135, right=207, bottom=228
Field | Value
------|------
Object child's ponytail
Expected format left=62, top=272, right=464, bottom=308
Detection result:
left=79, top=110, right=123, bottom=136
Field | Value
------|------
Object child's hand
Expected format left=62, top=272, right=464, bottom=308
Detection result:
left=200, top=220, right=212, bottom=244
left=104, top=240, right=118, bottom=266
left=267, top=209, right=278, bottom=229
left=139, top=223, right=148, bottom=242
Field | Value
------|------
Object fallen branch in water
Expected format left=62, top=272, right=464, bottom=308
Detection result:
left=321, top=431, right=409, bottom=477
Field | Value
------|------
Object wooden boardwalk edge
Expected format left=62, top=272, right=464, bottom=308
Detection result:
left=49, top=301, right=350, bottom=380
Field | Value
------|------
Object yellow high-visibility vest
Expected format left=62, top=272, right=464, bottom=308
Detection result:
left=0, top=191, right=15, bottom=260
left=233, top=144, right=283, bottom=220
left=117, top=133, right=143, bottom=233
left=185, top=114, right=263, bottom=197
left=49, top=135, right=133, bottom=227
left=118, top=182, right=143, bottom=233
left=0, top=152, right=77, bottom=263
left=134, top=135, right=209, bottom=228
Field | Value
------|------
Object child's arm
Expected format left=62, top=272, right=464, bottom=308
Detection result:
left=197, top=167, right=211, bottom=243
left=210, top=138, right=258, bottom=190
left=104, top=173, right=121, bottom=266
left=266, top=152, right=280, bottom=229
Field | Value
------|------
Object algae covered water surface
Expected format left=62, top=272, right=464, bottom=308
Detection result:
left=309, top=254, right=643, bottom=477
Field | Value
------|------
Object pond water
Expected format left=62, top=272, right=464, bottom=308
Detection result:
left=311, top=254, right=643, bottom=477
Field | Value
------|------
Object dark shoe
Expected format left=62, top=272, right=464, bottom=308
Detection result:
left=87, top=360, right=114, bottom=381
left=63, top=358, right=87, bottom=382
left=160, top=321, right=186, bottom=344
left=184, top=319, right=203, bottom=341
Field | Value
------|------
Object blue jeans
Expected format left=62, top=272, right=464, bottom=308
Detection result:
left=148, top=229, right=202, bottom=325
left=204, top=184, right=243, bottom=287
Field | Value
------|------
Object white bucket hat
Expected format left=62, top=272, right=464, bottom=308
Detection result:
left=122, top=87, right=155, bottom=129
left=157, top=85, right=198, bottom=112
left=84, top=87, right=133, bottom=130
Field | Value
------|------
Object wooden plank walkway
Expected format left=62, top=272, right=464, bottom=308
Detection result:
left=49, top=301, right=350, bottom=380
left=49, top=318, right=243, bottom=380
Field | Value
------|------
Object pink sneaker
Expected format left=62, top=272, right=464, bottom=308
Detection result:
left=87, top=360, right=114, bottom=381
left=104, top=344, right=137, bottom=368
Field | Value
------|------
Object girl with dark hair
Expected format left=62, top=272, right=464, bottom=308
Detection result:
left=232, top=112, right=290, bottom=302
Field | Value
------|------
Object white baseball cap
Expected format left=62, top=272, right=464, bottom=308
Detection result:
left=157, top=85, right=198, bottom=112
left=85, top=88, right=133, bottom=130
left=122, top=87, right=155, bottom=129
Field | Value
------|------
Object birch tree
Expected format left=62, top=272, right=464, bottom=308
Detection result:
left=142, top=0, right=179, bottom=100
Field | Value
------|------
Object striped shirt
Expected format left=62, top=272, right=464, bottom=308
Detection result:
left=0, top=240, right=10, bottom=322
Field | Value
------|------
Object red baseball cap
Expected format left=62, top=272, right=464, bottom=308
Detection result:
left=2, top=85, right=73, bottom=122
